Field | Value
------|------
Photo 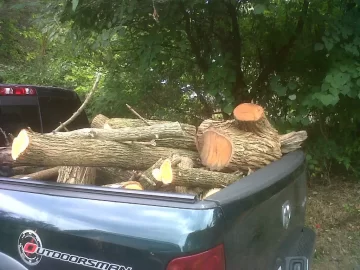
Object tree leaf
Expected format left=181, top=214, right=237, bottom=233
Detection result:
left=223, top=103, right=234, bottom=114
left=288, top=94, right=296, bottom=101
left=314, top=43, right=324, bottom=51
left=72, top=0, right=79, bottom=12
left=253, top=4, right=266, bottom=15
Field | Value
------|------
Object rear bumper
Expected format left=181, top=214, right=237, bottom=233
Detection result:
left=272, top=226, right=316, bottom=269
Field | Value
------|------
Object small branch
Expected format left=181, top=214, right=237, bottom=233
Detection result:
left=53, top=73, right=101, bottom=132
left=125, top=104, right=151, bottom=126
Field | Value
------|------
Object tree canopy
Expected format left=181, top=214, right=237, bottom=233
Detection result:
left=1, top=0, right=360, bottom=179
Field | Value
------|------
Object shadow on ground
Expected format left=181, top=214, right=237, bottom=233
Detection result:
left=306, top=178, right=360, bottom=270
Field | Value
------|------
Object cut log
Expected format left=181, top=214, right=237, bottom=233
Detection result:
left=47, top=122, right=191, bottom=143
left=105, top=118, right=197, bottom=150
left=105, top=118, right=169, bottom=129
left=103, top=181, right=143, bottom=190
left=12, top=166, right=51, bottom=176
left=57, top=166, right=96, bottom=185
left=232, top=103, right=279, bottom=140
left=91, top=114, right=110, bottom=128
left=196, top=119, right=282, bottom=172
left=11, top=129, right=200, bottom=169
left=12, top=166, right=60, bottom=180
left=0, top=147, right=12, bottom=165
left=280, top=130, right=308, bottom=154
left=96, top=167, right=136, bottom=186
left=143, top=157, right=242, bottom=189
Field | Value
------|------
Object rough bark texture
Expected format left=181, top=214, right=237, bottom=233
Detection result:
left=280, top=130, right=308, bottom=154
left=12, top=129, right=200, bottom=169
left=196, top=119, right=282, bottom=171
left=48, top=122, right=191, bottom=143
left=105, top=118, right=197, bottom=150
left=12, top=166, right=60, bottom=180
left=91, top=114, right=110, bottom=128
left=57, top=166, right=96, bottom=185
left=105, top=118, right=170, bottom=129
left=12, top=166, right=50, bottom=176
left=0, top=147, right=12, bottom=165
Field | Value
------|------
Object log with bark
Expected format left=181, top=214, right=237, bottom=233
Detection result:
left=196, top=118, right=282, bottom=172
left=11, top=129, right=200, bottom=169
left=0, top=147, right=12, bottom=165
left=12, top=166, right=60, bottom=180
left=57, top=166, right=96, bottom=185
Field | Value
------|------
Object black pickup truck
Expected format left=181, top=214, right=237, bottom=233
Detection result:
left=0, top=84, right=316, bottom=270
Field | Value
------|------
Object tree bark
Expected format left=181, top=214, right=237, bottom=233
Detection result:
left=57, top=166, right=96, bottom=185
left=280, top=130, right=307, bottom=154
left=0, top=147, right=12, bottom=165
left=12, top=166, right=60, bottom=180
left=48, top=122, right=193, bottom=143
left=91, top=114, right=110, bottom=128
left=196, top=119, right=282, bottom=172
left=11, top=129, right=200, bottom=169
left=104, top=118, right=197, bottom=150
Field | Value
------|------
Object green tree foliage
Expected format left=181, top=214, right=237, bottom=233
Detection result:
left=2, top=0, right=360, bottom=179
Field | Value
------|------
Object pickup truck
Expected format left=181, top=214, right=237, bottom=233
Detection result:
left=0, top=84, right=316, bottom=270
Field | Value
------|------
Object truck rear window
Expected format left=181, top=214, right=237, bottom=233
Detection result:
left=38, top=96, right=89, bottom=132
left=0, top=105, right=41, bottom=146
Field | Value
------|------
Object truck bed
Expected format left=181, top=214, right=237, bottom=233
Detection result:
left=0, top=150, right=315, bottom=270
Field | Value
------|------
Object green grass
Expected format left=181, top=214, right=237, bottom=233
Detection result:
left=306, top=178, right=360, bottom=270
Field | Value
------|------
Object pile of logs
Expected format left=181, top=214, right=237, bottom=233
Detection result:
left=2, top=103, right=307, bottom=200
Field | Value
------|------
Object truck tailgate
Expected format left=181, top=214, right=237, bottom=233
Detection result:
left=0, top=179, right=224, bottom=270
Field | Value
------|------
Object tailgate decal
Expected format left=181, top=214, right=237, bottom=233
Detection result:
left=17, top=230, right=132, bottom=270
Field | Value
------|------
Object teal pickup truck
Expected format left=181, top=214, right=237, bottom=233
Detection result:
left=0, top=84, right=316, bottom=270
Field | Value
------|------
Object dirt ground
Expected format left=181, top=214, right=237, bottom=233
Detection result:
left=306, top=178, right=360, bottom=270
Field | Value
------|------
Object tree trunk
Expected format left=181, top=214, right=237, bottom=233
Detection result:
left=57, top=166, right=96, bottom=185
left=48, top=122, right=194, bottom=144
left=196, top=119, right=282, bottom=172
left=91, top=114, right=110, bottom=128
left=11, top=129, right=200, bottom=169
left=232, top=103, right=279, bottom=136
left=12, top=166, right=60, bottom=180
left=105, top=118, right=170, bottom=129
left=280, top=130, right=308, bottom=154
left=0, top=147, right=12, bottom=165
left=141, top=157, right=241, bottom=189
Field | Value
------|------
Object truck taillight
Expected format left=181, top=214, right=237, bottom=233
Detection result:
left=166, top=244, right=225, bottom=270
left=0, top=87, right=37, bottom=96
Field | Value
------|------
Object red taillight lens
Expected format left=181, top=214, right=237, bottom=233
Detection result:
left=0, top=87, right=36, bottom=96
left=166, top=244, right=225, bottom=270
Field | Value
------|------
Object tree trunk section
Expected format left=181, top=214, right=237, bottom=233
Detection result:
left=105, top=118, right=170, bottom=129
left=48, top=122, right=193, bottom=144
left=196, top=119, right=282, bottom=172
left=11, top=129, right=200, bottom=169
left=12, top=166, right=60, bottom=180
left=91, top=114, right=110, bottom=128
left=57, top=166, right=96, bottom=185
left=280, top=131, right=307, bottom=154
left=233, top=103, right=279, bottom=136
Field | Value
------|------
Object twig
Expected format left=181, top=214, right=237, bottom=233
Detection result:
left=59, top=123, right=69, bottom=132
left=53, top=73, right=101, bottom=132
left=125, top=104, right=151, bottom=126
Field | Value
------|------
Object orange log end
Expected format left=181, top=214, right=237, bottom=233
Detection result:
left=11, top=129, right=30, bottom=161
left=199, top=130, right=233, bottom=171
left=122, top=181, right=144, bottom=190
left=233, top=103, right=264, bottom=121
